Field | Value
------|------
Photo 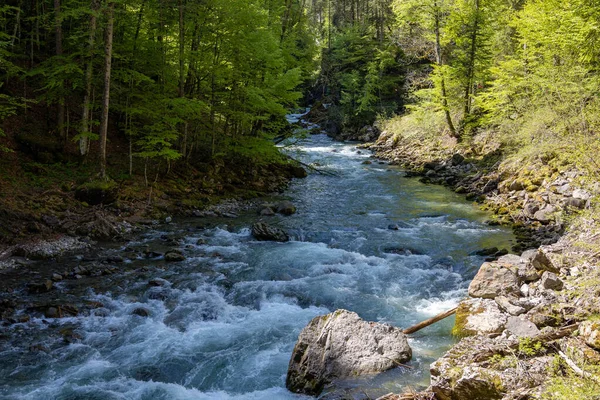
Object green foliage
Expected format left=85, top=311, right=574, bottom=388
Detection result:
left=542, top=355, right=600, bottom=400
left=217, top=135, right=286, bottom=167
left=322, top=25, right=404, bottom=132
left=0, top=0, right=318, bottom=176
left=0, top=6, right=24, bottom=153
left=517, top=337, right=545, bottom=357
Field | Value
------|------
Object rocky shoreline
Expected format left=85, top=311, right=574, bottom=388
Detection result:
left=0, top=160, right=304, bottom=263
left=366, top=131, right=596, bottom=253
left=361, top=132, right=600, bottom=399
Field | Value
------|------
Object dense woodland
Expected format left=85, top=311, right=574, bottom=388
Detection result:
left=0, top=0, right=599, bottom=188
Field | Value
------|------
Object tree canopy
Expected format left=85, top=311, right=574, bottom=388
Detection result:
left=1, top=0, right=599, bottom=177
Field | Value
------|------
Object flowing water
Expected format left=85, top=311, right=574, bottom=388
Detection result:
left=0, top=130, right=514, bottom=399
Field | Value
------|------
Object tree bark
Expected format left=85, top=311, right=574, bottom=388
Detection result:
left=434, top=1, right=457, bottom=138
left=178, top=0, right=185, bottom=98
left=462, top=0, right=480, bottom=126
left=99, top=1, right=114, bottom=179
left=184, top=22, right=199, bottom=95
left=132, top=0, right=145, bottom=53
left=403, top=307, right=457, bottom=335
left=54, top=0, right=65, bottom=141
left=80, top=0, right=99, bottom=156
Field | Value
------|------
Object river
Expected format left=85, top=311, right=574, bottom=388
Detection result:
left=0, top=132, right=514, bottom=399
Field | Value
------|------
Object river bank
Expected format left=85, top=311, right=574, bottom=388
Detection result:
left=0, top=157, right=305, bottom=260
left=364, top=129, right=600, bottom=399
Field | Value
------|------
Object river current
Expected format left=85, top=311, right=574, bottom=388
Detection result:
left=0, top=129, right=514, bottom=399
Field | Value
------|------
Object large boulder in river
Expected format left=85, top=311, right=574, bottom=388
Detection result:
left=286, top=309, right=412, bottom=396
left=251, top=222, right=289, bottom=242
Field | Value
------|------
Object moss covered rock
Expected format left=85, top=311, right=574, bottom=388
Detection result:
left=453, top=298, right=508, bottom=337
left=75, top=180, right=118, bottom=205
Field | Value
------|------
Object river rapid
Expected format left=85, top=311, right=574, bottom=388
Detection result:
left=0, top=130, right=514, bottom=399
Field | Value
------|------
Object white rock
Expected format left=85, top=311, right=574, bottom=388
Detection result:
left=455, top=299, right=508, bottom=336
left=572, top=189, right=591, bottom=200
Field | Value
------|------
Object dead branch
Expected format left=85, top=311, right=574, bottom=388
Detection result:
left=556, top=348, right=600, bottom=385
left=403, top=307, right=458, bottom=335
left=285, top=154, right=339, bottom=176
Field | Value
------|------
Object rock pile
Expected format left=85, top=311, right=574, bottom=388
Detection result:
left=428, top=236, right=600, bottom=400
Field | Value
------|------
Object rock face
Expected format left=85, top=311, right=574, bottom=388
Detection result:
left=453, top=298, right=508, bottom=336
left=540, top=271, right=563, bottom=290
left=251, top=222, right=290, bottom=242
left=286, top=309, right=412, bottom=396
left=468, top=262, right=520, bottom=299
left=505, top=316, right=540, bottom=338
left=430, top=335, right=555, bottom=400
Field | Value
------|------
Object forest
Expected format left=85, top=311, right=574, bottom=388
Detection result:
left=1, top=0, right=599, bottom=181
left=1, top=0, right=598, bottom=184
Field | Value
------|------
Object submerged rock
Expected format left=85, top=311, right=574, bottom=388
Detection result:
left=288, top=165, right=308, bottom=179
left=27, top=280, right=54, bottom=294
left=257, top=204, right=276, bottom=216
left=286, top=309, right=411, bottom=396
left=276, top=201, right=297, bottom=216
left=132, top=307, right=151, bottom=317
left=164, top=251, right=185, bottom=262
left=251, top=222, right=289, bottom=242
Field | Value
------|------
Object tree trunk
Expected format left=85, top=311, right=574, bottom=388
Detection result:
left=132, top=0, right=145, bottom=53
left=403, top=307, right=457, bottom=335
left=54, top=0, right=65, bottom=141
left=184, top=22, right=199, bottom=95
left=462, top=0, right=480, bottom=127
left=281, top=0, right=292, bottom=42
left=178, top=0, right=187, bottom=157
left=80, top=0, right=99, bottom=156
left=434, top=1, right=457, bottom=138
left=178, top=0, right=185, bottom=98
left=10, top=3, right=21, bottom=48
left=99, top=1, right=114, bottom=179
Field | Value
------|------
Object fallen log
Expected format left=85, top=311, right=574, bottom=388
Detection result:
left=285, top=154, right=339, bottom=176
left=403, top=307, right=458, bottom=335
